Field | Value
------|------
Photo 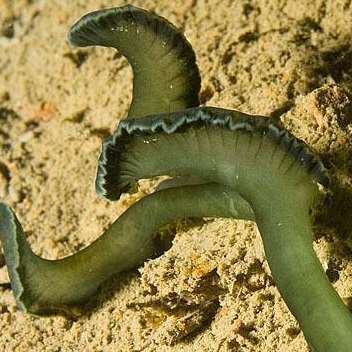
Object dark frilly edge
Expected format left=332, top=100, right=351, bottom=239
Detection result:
left=68, top=4, right=201, bottom=118
left=68, top=5, right=182, bottom=47
left=68, top=4, right=201, bottom=93
left=96, top=106, right=330, bottom=201
left=68, top=5, right=143, bottom=47
left=0, top=203, right=27, bottom=312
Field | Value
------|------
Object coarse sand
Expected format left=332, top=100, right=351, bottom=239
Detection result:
left=0, top=0, right=352, bottom=351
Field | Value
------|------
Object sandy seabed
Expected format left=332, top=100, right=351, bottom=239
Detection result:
left=0, top=0, right=352, bottom=351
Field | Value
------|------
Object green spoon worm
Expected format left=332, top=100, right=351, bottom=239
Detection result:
left=0, top=5, right=219, bottom=316
left=0, top=4, right=350, bottom=351
left=95, top=106, right=352, bottom=352
left=69, top=4, right=208, bottom=190
left=96, top=106, right=329, bottom=200
left=0, top=184, right=253, bottom=315
left=0, top=4, right=213, bottom=316
left=68, top=5, right=201, bottom=118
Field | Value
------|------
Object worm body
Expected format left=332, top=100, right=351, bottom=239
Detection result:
left=69, top=5, right=200, bottom=118
left=96, top=107, right=352, bottom=352
left=0, top=184, right=253, bottom=315
left=0, top=5, right=351, bottom=352
left=96, top=107, right=328, bottom=200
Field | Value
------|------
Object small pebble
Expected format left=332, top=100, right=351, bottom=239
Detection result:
left=18, top=130, right=34, bottom=143
left=8, top=183, right=22, bottom=202
left=0, top=266, right=9, bottom=283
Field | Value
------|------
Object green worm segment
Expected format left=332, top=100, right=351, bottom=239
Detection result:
left=68, top=5, right=201, bottom=118
left=0, top=5, right=211, bottom=316
left=0, top=184, right=253, bottom=315
left=69, top=5, right=209, bottom=192
left=96, top=106, right=352, bottom=352
left=96, top=106, right=329, bottom=200
left=0, top=5, right=350, bottom=352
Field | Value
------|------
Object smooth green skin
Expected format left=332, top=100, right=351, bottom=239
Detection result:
left=68, top=5, right=201, bottom=118
left=0, top=4, right=350, bottom=352
left=68, top=5, right=352, bottom=351
left=0, top=4, right=211, bottom=316
left=0, top=184, right=253, bottom=315
left=114, top=124, right=352, bottom=352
